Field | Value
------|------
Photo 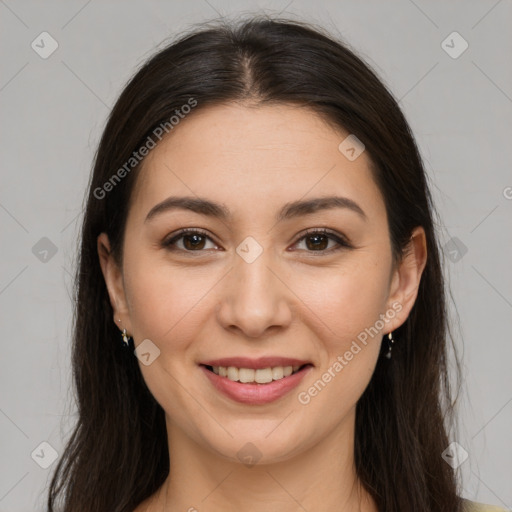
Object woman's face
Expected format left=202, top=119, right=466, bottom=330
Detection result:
left=99, top=103, right=425, bottom=464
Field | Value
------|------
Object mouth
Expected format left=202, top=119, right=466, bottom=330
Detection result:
left=199, top=358, right=313, bottom=404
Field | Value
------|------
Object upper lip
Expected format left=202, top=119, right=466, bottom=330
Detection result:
left=200, top=356, right=312, bottom=369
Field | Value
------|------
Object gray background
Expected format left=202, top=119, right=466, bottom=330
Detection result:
left=0, top=1, right=511, bottom=510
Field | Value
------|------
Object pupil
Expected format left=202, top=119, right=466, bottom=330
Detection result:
left=184, top=234, right=205, bottom=250
left=307, top=234, right=327, bottom=250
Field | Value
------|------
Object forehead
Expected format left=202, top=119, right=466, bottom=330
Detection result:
left=129, top=103, right=385, bottom=224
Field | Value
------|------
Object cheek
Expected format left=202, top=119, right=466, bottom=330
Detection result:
left=122, top=257, right=213, bottom=422
left=294, top=257, right=391, bottom=343
left=123, top=254, right=210, bottom=344
left=292, top=263, right=387, bottom=417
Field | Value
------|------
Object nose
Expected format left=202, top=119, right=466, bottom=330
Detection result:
left=215, top=247, right=294, bottom=339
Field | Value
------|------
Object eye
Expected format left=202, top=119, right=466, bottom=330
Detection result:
left=162, top=228, right=219, bottom=252
left=162, top=227, right=352, bottom=254
left=291, top=228, right=351, bottom=253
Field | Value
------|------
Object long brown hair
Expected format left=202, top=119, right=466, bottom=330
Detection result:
left=47, top=15, right=463, bottom=512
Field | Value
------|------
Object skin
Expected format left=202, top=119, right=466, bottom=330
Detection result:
left=98, top=102, right=427, bottom=512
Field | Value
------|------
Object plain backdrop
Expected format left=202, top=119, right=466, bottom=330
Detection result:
left=0, top=1, right=511, bottom=510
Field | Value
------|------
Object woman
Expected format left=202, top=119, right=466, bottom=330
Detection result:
left=46, top=16, right=506, bottom=512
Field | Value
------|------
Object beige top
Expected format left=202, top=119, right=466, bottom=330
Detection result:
left=462, top=498, right=509, bottom=511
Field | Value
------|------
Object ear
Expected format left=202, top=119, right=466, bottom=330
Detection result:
left=97, top=232, right=131, bottom=332
left=385, top=226, right=428, bottom=332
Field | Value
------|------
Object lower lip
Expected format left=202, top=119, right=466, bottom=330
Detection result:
left=200, top=365, right=312, bottom=405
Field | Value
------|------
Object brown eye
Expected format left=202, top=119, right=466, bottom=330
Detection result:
left=162, top=228, right=351, bottom=255
left=293, top=229, right=351, bottom=253
left=182, top=233, right=207, bottom=250
left=163, top=229, right=218, bottom=252
left=304, top=233, right=330, bottom=251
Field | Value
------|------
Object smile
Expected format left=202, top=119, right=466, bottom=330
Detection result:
left=199, top=357, right=313, bottom=404
left=206, top=364, right=304, bottom=383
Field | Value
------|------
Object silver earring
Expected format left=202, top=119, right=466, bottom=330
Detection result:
left=385, top=331, right=395, bottom=359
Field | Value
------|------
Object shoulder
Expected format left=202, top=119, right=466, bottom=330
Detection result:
left=461, top=498, right=509, bottom=512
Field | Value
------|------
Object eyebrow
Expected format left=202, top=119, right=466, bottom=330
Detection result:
left=144, top=195, right=367, bottom=224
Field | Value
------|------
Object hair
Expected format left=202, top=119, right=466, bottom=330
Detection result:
left=47, top=14, right=463, bottom=512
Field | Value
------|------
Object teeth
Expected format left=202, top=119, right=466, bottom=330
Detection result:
left=211, top=364, right=303, bottom=383
left=227, top=366, right=239, bottom=381
left=255, top=368, right=273, bottom=384
left=272, top=366, right=284, bottom=380
left=239, top=368, right=255, bottom=383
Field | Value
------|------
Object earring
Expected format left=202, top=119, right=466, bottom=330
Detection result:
left=118, top=318, right=131, bottom=347
left=121, top=329, right=131, bottom=347
left=385, top=331, right=395, bottom=359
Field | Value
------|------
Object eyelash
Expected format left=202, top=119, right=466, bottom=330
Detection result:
left=162, top=227, right=352, bottom=255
